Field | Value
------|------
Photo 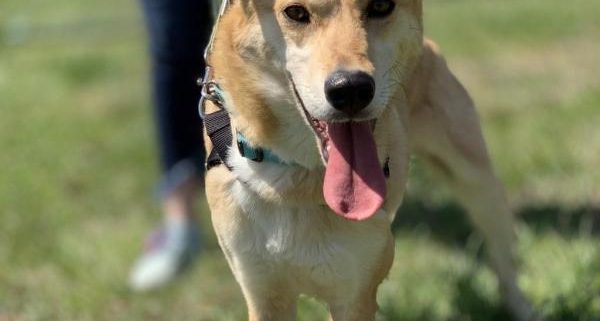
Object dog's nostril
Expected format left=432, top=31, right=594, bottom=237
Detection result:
left=328, top=86, right=352, bottom=106
left=325, top=70, right=375, bottom=117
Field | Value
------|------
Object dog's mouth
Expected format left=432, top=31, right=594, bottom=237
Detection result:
left=302, top=109, right=377, bottom=164
left=292, top=83, right=387, bottom=221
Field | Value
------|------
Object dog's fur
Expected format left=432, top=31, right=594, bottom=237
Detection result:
left=204, top=1, right=539, bottom=320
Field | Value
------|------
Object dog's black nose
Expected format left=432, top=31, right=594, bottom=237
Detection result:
left=324, top=70, right=375, bottom=116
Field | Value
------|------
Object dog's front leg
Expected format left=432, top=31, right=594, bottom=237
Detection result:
left=407, top=42, right=542, bottom=321
left=218, top=246, right=298, bottom=321
left=327, top=235, right=394, bottom=321
left=206, top=176, right=298, bottom=321
left=245, top=290, right=297, bottom=321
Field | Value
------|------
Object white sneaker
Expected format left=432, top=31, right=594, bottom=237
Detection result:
left=128, top=219, right=201, bottom=291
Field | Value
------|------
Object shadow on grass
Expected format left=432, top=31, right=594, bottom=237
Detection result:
left=385, top=197, right=600, bottom=321
left=381, top=271, right=600, bottom=321
left=392, top=197, right=600, bottom=245
left=380, top=258, right=600, bottom=321
left=379, top=272, right=513, bottom=321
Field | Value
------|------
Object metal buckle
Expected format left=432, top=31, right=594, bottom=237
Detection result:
left=198, top=66, right=224, bottom=119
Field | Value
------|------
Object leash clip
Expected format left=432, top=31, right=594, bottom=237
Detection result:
left=198, top=0, right=231, bottom=119
left=198, top=66, right=225, bottom=119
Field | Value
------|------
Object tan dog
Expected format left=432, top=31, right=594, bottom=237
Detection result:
left=202, top=0, right=540, bottom=320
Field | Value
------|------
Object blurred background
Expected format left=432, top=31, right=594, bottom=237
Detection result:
left=0, top=0, right=598, bottom=320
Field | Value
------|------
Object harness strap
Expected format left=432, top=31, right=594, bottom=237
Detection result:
left=204, top=108, right=233, bottom=171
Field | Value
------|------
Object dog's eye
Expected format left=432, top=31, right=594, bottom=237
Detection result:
left=367, top=0, right=395, bottom=18
left=284, top=5, right=310, bottom=24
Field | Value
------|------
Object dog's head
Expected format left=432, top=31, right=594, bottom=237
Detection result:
left=216, top=0, right=423, bottom=219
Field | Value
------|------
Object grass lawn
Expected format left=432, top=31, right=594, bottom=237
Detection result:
left=0, top=0, right=599, bottom=320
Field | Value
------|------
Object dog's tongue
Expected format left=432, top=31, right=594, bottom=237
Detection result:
left=323, top=122, right=386, bottom=221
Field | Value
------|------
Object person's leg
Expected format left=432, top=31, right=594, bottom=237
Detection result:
left=129, top=0, right=213, bottom=291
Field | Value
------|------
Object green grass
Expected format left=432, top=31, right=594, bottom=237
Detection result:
left=0, top=0, right=599, bottom=320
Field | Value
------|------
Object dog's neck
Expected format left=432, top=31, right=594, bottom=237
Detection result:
left=210, top=7, right=324, bottom=170
left=215, top=72, right=328, bottom=204
left=206, top=43, right=324, bottom=204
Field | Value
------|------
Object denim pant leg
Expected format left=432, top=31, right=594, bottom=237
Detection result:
left=140, top=0, right=213, bottom=198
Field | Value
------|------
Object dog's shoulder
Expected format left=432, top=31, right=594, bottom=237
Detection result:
left=407, top=38, right=448, bottom=108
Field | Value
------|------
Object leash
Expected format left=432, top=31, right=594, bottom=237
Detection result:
left=198, top=0, right=229, bottom=118
left=198, top=0, right=234, bottom=171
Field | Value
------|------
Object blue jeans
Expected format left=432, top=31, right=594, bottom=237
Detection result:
left=140, top=0, right=213, bottom=197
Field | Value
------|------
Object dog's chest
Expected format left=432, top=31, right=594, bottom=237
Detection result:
left=234, top=188, right=339, bottom=259
left=222, top=181, right=390, bottom=295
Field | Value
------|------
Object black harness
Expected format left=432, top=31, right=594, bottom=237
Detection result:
left=204, top=108, right=232, bottom=171
left=200, top=83, right=282, bottom=171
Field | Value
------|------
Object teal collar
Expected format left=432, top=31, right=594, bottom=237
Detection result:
left=236, top=132, right=289, bottom=165
left=236, top=131, right=390, bottom=178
